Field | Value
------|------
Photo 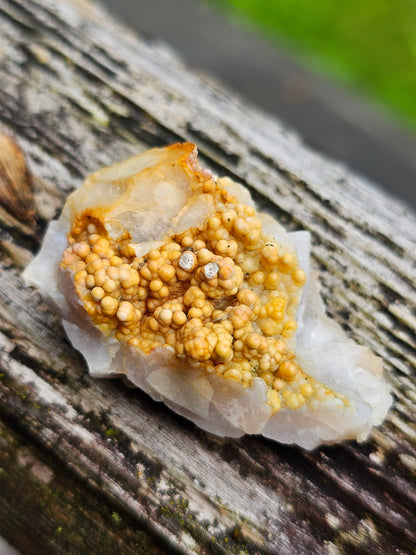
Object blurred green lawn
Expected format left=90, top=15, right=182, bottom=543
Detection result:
left=202, top=0, right=416, bottom=130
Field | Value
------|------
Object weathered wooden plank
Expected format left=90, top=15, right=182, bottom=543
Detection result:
left=0, top=0, right=416, bottom=553
left=0, top=416, right=167, bottom=555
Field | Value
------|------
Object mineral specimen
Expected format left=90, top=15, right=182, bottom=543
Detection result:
left=24, top=143, right=391, bottom=449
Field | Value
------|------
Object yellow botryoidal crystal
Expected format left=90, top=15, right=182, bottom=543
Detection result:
left=60, top=170, right=340, bottom=415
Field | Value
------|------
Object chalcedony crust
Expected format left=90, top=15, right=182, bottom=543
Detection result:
left=24, top=143, right=392, bottom=449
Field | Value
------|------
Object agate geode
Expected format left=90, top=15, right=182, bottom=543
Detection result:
left=24, top=143, right=391, bottom=449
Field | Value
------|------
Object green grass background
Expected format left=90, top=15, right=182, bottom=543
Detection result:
left=202, top=0, right=416, bottom=130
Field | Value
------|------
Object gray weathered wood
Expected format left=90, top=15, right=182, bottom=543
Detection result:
left=0, top=0, right=415, bottom=553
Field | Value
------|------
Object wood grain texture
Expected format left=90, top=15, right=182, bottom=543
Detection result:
left=0, top=0, right=415, bottom=553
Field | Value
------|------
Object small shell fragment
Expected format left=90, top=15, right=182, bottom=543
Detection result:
left=179, top=251, right=197, bottom=271
left=204, top=262, right=219, bottom=280
left=23, top=143, right=392, bottom=449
